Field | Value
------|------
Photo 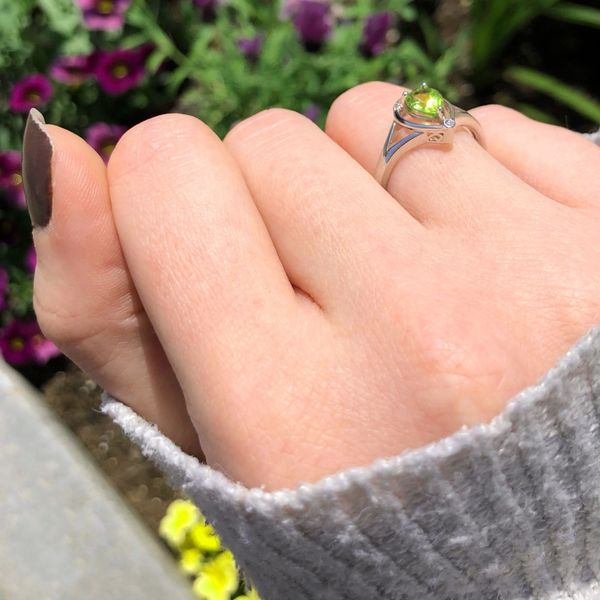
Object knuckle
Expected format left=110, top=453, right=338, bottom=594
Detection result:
left=326, top=81, right=399, bottom=131
left=224, top=107, right=303, bottom=146
left=108, top=113, right=216, bottom=178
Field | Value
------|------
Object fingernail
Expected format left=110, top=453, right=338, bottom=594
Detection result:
left=22, top=108, right=53, bottom=228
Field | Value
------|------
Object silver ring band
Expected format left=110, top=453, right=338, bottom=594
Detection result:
left=375, top=83, right=485, bottom=189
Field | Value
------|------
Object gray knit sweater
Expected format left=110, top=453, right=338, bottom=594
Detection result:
left=101, top=130, right=600, bottom=600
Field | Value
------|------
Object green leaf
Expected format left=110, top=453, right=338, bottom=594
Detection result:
left=545, top=3, right=600, bottom=28
left=38, top=0, right=82, bottom=35
left=0, top=0, right=33, bottom=64
left=60, top=29, right=93, bottom=55
left=470, top=0, right=560, bottom=74
left=506, top=66, right=600, bottom=123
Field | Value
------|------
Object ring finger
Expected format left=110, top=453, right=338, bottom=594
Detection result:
left=325, top=81, right=556, bottom=229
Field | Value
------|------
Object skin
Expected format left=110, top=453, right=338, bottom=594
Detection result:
left=31, top=82, right=600, bottom=490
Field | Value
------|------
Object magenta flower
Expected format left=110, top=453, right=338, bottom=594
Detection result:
left=9, top=74, right=53, bottom=113
left=0, top=320, right=34, bottom=365
left=85, top=123, right=126, bottom=163
left=77, top=0, right=131, bottom=30
left=0, top=152, right=21, bottom=189
left=24, top=244, right=36, bottom=274
left=29, top=329, right=61, bottom=364
left=50, top=54, right=94, bottom=85
left=0, top=319, right=60, bottom=365
left=360, top=12, right=394, bottom=57
left=236, top=35, right=263, bottom=62
left=94, top=45, right=150, bottom=95
left=280, top=0, right=328, bottom=19
left=0, top=268, right=9, bottom=312
left=0, top=151, right=25, bottom=209
left=293, top=1, right=333, bottom=50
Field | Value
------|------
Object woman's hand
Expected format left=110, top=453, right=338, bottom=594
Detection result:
left=25, top=82, right=600, bottom=490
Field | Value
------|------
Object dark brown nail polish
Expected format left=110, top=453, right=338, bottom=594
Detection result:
left=22, top=108, right=53, bottom=228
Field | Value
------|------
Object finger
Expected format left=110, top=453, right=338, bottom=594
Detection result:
left=224, top=108, right=424, bottom=313
left=106, top=114, right=299, bottom=466
left=470, top=104, right=600, bottom=209
left=24, top=110, right=201, bottom=454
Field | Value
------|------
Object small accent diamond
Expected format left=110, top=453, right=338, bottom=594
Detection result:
left=444, top=118, right=456, bottom=128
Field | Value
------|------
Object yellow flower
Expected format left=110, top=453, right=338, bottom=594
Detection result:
left=180, top=547, right=204, bottom=576
left=192, top=550, right=239, bottom=600
left=234, top=588, right=261, bottom=600
left=190, top=519, right=222, bottom=553
left=159, top=499, right=200, bottom=548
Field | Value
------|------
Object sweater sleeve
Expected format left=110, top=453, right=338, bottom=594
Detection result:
left=100, top=324, right=600, bottom=600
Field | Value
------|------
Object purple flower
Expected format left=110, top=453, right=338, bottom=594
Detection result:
left=236, top=35, right=263, bottom=62
left=0, top=152, right=21, bottom=189
left=0, top=322, right=31, bottom=364
left=293, top=1, right=333, bottom=50
left=9, top=74, right=53, bottom=113
left=0, top=319, right=61, bottom=365
left=360, top=11, right=394, bottom=57
left=50, top=54, right=94, bottom=85
left=85, top=123, right=126, bottom=163
left=77, top=0, right=131, bottom=30
left=0, top=151, right=25, bottom=209
left=303, top=104, right=321, bottom=122
left=24, top=244, right=36, bottom=273
left=280, top=0, right=328, bottom=19
left=0, top=268, right=8, bottom=312
left=93, top=45, right=150, bottom=95
left=0, top=320, right=34, bottom=365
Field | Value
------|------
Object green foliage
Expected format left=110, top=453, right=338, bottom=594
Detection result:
left=545, top=2, right=600, bottom=28
left=469, top=0, right=599, bottom=123
left=470, top=0, right=560, bottom=76
left=1, top=0, right=454, bottom=142
left=38, top=0, right=82, bottom=35
left=506, top=66, right=600, bottom=123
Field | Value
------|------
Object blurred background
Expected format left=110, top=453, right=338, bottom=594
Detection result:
left=0, top=1, right=599, bottom=599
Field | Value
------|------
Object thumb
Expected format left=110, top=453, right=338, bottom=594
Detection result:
left=22, top=109, right=202, bottom=456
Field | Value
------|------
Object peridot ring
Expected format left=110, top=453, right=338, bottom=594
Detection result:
left=375, top=83, right=485, bottom=189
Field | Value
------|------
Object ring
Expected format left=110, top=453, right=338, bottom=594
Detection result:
left=375, top=83, right=485, bottom=189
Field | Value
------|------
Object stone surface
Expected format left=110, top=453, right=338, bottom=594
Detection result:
left=0, top=359, right=196, bottom=600
left=405, top=83, right=444, bottom=118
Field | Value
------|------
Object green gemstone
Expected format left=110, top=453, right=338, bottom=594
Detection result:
left=404, top=83, right=444, bottom=118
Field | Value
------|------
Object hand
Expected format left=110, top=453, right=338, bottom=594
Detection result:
left=27, top=82, right=600, bottom=490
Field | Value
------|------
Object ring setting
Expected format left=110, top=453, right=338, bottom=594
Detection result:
left=375, top=82, right=485, bottom=188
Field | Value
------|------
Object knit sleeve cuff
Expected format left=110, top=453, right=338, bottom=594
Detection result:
left=101, top=324, right=600, bottom=600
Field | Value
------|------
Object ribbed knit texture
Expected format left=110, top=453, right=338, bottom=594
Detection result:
left=101, top=324, right=600, bottom=600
